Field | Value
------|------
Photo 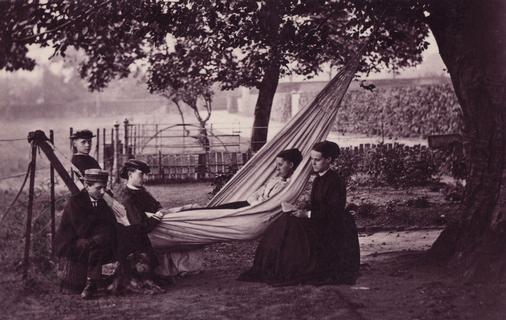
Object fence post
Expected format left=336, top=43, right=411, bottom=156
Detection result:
left=69, top=127, right=74, bottom=180
left=69, top=127, right=73, bottom=150
left=49, top=130, right=56, bottom=257
left=158, top=150, right=164, bottom=183
left=114, top=122, right=120, bottom=184
left=102, top=128, right=106, bottom=169
left=155, top=124, right=159, bottom=152
left=96, top=128, right=100, bottom=165
left=23, top=141, right=37, bottom=279
left=123, top=118, right=129, bottom=157
left=133, top=124, right=137, bottom=156
left=108, top=128, right=113, bottom=187
left=140, top=124, right=143, bottom=153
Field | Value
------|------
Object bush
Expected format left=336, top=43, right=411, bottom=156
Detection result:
left=209, top=144, right=465, bottom=193
left=333, top=81, right=463, bottom=138
left=336, top=144, right=445, bottom=188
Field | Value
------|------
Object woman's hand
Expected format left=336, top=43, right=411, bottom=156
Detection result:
left=145, top=211, right=164, bottom=220
left=290, top=210, right=309, bottom=218
left=152, top=211, right=164, bottom=220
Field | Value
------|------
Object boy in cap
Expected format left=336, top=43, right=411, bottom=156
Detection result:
left=55, top=169, right=118, bottom=299
left=70, top=129, right=101, bottom=176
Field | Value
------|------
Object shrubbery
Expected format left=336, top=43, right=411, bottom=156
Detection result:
left=210, top=143, right=467, bottom=194
left=334, top=81, right=463, bottom=138
left=335, top=143, right=466, bottom=188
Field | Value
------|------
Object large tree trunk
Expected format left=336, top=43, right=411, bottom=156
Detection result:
left=250, top=60, right=281, bottom=152
left=427, top=0, right=506, bottom=281
left=249, top=0, right=282, bottom=152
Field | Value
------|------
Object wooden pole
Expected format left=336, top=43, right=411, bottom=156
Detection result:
left=23, top=141, right=37, bottom=279
left=49, top=130, right=56, bottom=257
left=69, top=127, right=73, bottom=150
left=133, top=124, right=137, bottom=156
left=69, top=127, right=74, bottom=180
left=114, top=123, right=120, bottom=184
left=123, top=118, right=129, bottom=157
left=109, top=128, right=114, bottom=188
left=155, top=124, right=159, bottom=152
left=142, top=124, right=145, bottom=150
left=159, top=150, right=163, bottom=183
left=96, top=128, right=100, bottom=165
left=102, top=128, right=106, bottom=169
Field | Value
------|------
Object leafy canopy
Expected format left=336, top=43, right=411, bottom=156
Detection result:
left=1, top=0, right=430, bottom=93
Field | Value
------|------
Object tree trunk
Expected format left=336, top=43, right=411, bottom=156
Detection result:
left=198, top=122, right=210, bottom=152
left=250, top=60, right=281, bottom=152
left=427, top=0, right=506, bottom=281
left=249, top=0, right=282, bottom=153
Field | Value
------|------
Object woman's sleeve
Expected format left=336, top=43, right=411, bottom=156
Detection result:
left=143, top=216, right=161, bottom=233
left=123, top=198, right=161, bottom=233
left=246, top=181, right=268, bottom=204
left=268, top=179, right=288, bottom=199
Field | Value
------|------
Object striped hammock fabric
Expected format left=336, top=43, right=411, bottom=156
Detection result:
left=149, top=56, right=361, bottom=249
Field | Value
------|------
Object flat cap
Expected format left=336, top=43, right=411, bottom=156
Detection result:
left=120, top=159, right=151, bottom=179
left=83, top=168, right=109, bottom=183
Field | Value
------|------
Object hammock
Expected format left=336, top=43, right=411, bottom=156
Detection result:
left=149, top=55, right=361, bottom=249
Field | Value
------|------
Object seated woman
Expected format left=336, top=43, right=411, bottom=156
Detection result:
left=209, top=148, right=303, bottom=209
left=238, top=141, right=360, bottom=286
left=70, top=129, right=101, bottom=176
left=114, top=159, right=165, bottom=293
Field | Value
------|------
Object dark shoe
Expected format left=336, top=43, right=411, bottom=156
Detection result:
left=106, top=275, right=124, bottom=295
left=143, top=279, right=166, bottom=294
left=154, top=275, right=175, bottom=287
left=81, top=279, right=97, bottom=299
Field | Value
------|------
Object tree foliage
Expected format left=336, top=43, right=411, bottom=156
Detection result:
left=1, top=1, right=430, bottom=82
left=1, top=0, right=430, bottom=150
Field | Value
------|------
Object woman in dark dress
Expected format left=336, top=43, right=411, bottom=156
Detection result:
left=238, top=141, right=360, bottom=286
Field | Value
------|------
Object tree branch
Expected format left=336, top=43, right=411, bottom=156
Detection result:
left=15, top=0, right=112, bottom=43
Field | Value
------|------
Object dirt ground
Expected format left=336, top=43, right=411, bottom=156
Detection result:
left=1, top=183, right=505, bottom=320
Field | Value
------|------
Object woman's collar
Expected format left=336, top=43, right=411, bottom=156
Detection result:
left=126, top=183, right=142, bottom=190
left=318, top=168, right=330, bottom=177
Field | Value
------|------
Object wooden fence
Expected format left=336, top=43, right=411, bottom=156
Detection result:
left=135, top=151, right=250, bottom=183
left=341, top=142, right=428, bottom=153
left=73, top=119, right=246, bottom=184
left=70, top=119, right=452, bottom=184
